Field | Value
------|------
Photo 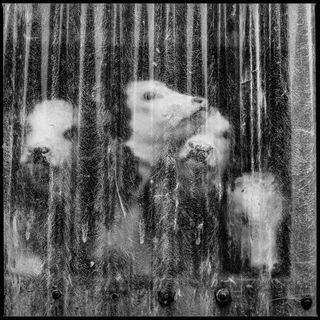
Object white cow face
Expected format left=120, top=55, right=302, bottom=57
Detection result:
left=179, top=109, right=231, bottom=176
left=20, top=99, right=78, bottom=168
left=125, top=80, right=207, bottom=164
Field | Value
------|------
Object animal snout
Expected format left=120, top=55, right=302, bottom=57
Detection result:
left=188, top=141, right=213, bottom=153
left=186, top=141, right=213, bottom=163
left=192, top=97, right=207, bottom=109
left=33, top=147, right=50, bottom=164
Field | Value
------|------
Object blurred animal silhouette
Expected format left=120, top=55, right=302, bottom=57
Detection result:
left=12, top=100, right=77, bottom=278
left=179, top=108, right=232, bottom=185
left=125, top=80, right=207, bottom=168
left=228, top=173, right=283, bottom=271
left=20, top=99, right=78, bottom=168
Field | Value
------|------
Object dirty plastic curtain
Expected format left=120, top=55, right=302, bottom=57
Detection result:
left=3, top=3, right=315, bottom=316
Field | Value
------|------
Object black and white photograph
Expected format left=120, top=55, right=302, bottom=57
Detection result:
left=3, top=3, right=316, bottom=316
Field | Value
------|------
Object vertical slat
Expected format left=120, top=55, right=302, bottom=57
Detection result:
left=223, top=3, right=241, bottom=273
left=20, top=4, right=33, bottom=155
left=146, top=4, right=155, bottom=148
left=3, top=4, right=12, bottom=67
left=152, top=156, right=179, bottom=316
left=267, top=9, right=291, bottom=317
left=136, top=4, right=149, bottom=80
left=103, top=4, right=138, bottom=315
left=191, top=5, right=204, bottom=97
left=49, top=4, right=62, bottom=99
left=260, top=4, right=271, bottom=173
left=153, top=4, right=164, bottom=82
left=239, top=4, right=251, bottom=174
left=287, top=3, right=316, bottom=316
left=207, top=4, right=218, bottom=109
left=47, top=169, right=72, bottom=316
left=238, top=4, right=259, bottom=316
left=162, top=4, right=176, bottom=87
left=44, top=4, right=73, bottom=316
left=40, top=4, right=50, bottom=100
left=227, top=3, right=241, bottom=175
left=92, top=4, right=106, bottom=316
left=174, top=4, right=187, bottom=92
left=200, top=4, right=208, bottom=102
left=186, top=4, right=194, bottom=94
left=72, top=3, right=88, bottom=316
left=8, top=4, right=39, bottom=316
left=3, top=4, right=15, bottom=315
left=206, top=6, right=224, bottom=315
left=248, top=6, right=254, bottom=173
left=19, top=5, right=36, bottom=315
left=66, top=4, right=81, bottom=103
left=96, top=4, right=132, bottom=316
left=25, top=5, right=48, bottom=316
left=65, top=4, right=81, bottom=316
left=216, top=4, right=221, bottom=110
left=131, top=3, right=142, bottom=152
left=253, top=4, right=262, bottom=173
left=251, top=5, right=272, bottom=317
left=133, top=4, right=142, bottom=81
left=47, top=3, right=68, bottom=99
left=78, top=2, right=98, bottom=312
left=147, top=4, right=155, bottom=80
left=59, top=5, right=74, bottom=309
left=97, top=3, right=116, bottom=235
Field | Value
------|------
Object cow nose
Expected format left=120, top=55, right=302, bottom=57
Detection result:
left=33, top=147, right=50, bottom=163
left=188, top=141, right=212, bottom=152
left=34, top=147, right=50, bottom=154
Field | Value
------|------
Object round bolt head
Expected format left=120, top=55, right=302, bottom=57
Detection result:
left=110, top=292, right=120, bottom=301
left=301, top=296, right=312, bottom=310
left=52, top=289, right=62, bottom=300
left=215, top=287, right=232, bottom=306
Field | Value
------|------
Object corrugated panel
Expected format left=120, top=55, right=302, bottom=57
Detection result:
left=3, top=3, right=316, bottom=316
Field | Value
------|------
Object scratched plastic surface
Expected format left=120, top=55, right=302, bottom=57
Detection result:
left=3, top=4, right=316, bottom=316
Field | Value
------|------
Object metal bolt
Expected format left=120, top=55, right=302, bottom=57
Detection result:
left=110, top=292, right=120, bottom=301
left=52, top=289, right=62, bottom=300
left=301, top=296, right=312, bottom=310
left=215, top=287, right=232, bottom=306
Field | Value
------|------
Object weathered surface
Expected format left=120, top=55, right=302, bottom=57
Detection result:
left=3, top=3, right=316, bottom=316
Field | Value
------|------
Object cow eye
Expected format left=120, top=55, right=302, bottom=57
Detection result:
left=222, top=130, right=230, bottom=139
left=63, top=125, right=77, bottom=140
left=143, top=91, right=157, bottom=101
